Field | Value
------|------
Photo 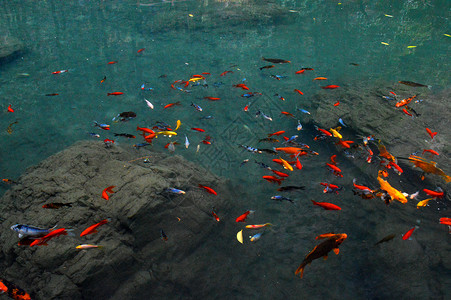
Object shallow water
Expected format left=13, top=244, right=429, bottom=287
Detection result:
left=0, top=0, right=450, bottom=299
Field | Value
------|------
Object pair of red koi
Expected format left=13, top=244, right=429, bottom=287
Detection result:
left=425, top=128, right=437, bottom=139
left=326, top=155, right=343, bottom=177
left=233, top=83, right=249, bottom=90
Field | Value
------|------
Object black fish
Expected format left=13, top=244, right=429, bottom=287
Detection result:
left=375, top=234, right=396, bottom=245
left=259, top=65, right=275, bottom=70
left=259, top=149, right=277, bottom=155
left=398, top=81, right=430, bottom=88
left=114, top=133, right=136, bottom=138
left=254, top=160, right=271, bottom=170
left=262, top=57, right=291, bottom=64
left=349, top=63, right=359, bottom=66
left=160, top=229, right=168, bottom=241
left=119, top=111, right=137, bottom=119
left=277, top=186, right=306, bottom=192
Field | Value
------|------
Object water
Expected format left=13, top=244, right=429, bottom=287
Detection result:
left=0, top=0, right=450, bottom=299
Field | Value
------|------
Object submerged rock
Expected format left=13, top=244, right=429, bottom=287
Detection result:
left=0, top=35, right=24, bottom=63
left=0, top=141, right=233, bottom=299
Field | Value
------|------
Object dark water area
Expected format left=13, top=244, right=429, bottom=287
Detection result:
left=0, top=0, right=450, bottom=299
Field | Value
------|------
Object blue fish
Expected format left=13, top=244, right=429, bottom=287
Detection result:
left=249, top=232, right=263, bottom=242
left=338, top=118, right=347, bottom=127
left=11, top=224, right=57, bottom=238
left=297, top=108, right=311, bottom=115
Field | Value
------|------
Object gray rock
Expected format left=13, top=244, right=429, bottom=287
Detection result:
left=0, top=35, right=24, bottom=62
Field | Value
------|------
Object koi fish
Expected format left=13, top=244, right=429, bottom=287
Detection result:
left=295, top=233, right=347, bottom=278
left=100, top=76, right=106, bottom=83
left=164, top=188, right=185, bottom=194
left=272, top=169, right=289, bottom=178
left=6, top=120, right=18, bottom=134
left=262, top=57, right=290, bottom=64
left=268, top=130, right=285, bottom=137
left=155, top=131, right=177, bottom=136
left=42, top=203, right=72, bottom=209
left=236, top=210, right=254, bottom=222
left=311, top=200, right=341, bottom=210
left=398, top=81, right=430, bottom=88
left=320, top=183, right=342, bottom=194
left=439, top=217, right=451, bottom=226
left=246, top=223, right=272, bottom=229
left=164, top=101, right=181, bottom=109
left=321, top=85, right=340, bottom=89
left=313, top=77, right=327, bottom=81
left=376, top=171, right=408, bottom=203
left=271, top=195, right=294, bottom=203
left=315, top=126, right=333, bottom=137
left=198, top=184, right=217, bottom=195
left=249, top=233, right=263, bottom=242
left=93, top=121, right=110, bottom=130
left=136, top=126, right=154, bottom=134
left=407, top=155, right=451, bottom=183
left=240, top=145, right=262, bottom=154
left=259, top=65, right=275, bottom=70
left=7, top=105, right=14, bottom=113
left=76, top=244, right=103, bottom=250
left=102, top=186, right=116, bottom=200
left=375, top=234, right=396, bottom=245
left=191, top=127, right=205, bottom=132
left=11, top=224, right=57, bottom=238
left=0, top=278, right=31, bottom=300
left=423, top=187, right=444, bottom=198
left=255, top=110, right=273, bottom=121
left=45, top=93, right=59, bottom=96
left=80, top=219, right=109, bottom=237
left=294, top=89, right=304, bottom=95
left=417, top=198, right=433, bottom=208
left=204, top=96, right=220, bottom=101
left=107, top=92, right=124, bottom=96
left=191, top=102, right=202, bottom=112
left=295, top=157, right=303, bottom=170
left=402, top=226, right=418, bottom=240
left=144, top=98, right=154, bottom=109
left=329, top=127, right=342, bottom=139
left=275, top=147, right=304, bottom=155
left=395, top=95, right=416, bottom=107
left=422, top=149, right=439, bottom=156
left=184, top=135, right=190, bottom=149
left=352, top=178, right=373, bottom=194
left=326, top=163, right=342, bottom=174
left=220, top=70, right=233, bottom=76
left=263, top=175, right=284, bottom=185
left=30, top=228, right=68, bottom=246
left=425, top=128, right=437, bottom=139
left=137, top=48, right=145, bottom=53
left=279, top=157, right=294, bottom=171
left=52, top=69, right=68, bottom=74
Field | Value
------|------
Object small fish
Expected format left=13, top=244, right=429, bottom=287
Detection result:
left=239, top=145, right=262, bottom=154
left=191, top=102, right=203, bottom=111
left=80, top=219, right=110, bottom=237
left=375, top=234, right=396, bottom=245
left=259, top=65, right=275, bottom=70
left=246, top=223, right=272, bottom=229
left=144, top=98, right=154, bottom=109
left=175, top=120, right=181, bottom=131
left=6, top=120, right=18, bottom=134
left=398, top=81, right=431, bottom=88
left=7, top=104, right=14, bottom=113
left=425, top=128, right=437, bottom=139
left=184, top=135, right=190, bottom=149
left=165, top=188, right=186, bottom=194
left=277, top=186, right=305, bottom=192
left=349, top=63, right=359, bottom=66
left=164, top=101, right=181, bottom=109
left=321, top=85, right=340, bottom=89
left=262, top=57, right=291, bottom=64
left=137, top=48, right=145, bottom=53
left=42, top=203, right=72, bottom=209
left=313, top=77, right=327, bottom=81
left=204, top=96, right=221, bottom=101
left=167, top=141, right=176, bottom=153
left=76, top=244, right=103, bottom=250
left=384, top=14, right=393, bottom=17
left=107, top=92, right=124, bottom=96
left=268, top=130, right=285, bottom=137
left=338, top=118, right=347, bottom=127
left=220, top=70, right=233, bottom=76
left=93, top=121, right=110, bottom=130
left=270, top=75, right=287, bottom=80
left=212, top=209, right=220, bottom=222
left=100, top=76, right=107, bottom=83
left=297, top=108, right=311, bottom=114
left=311, top=200, right=341, bottom=210
left=160, top=229, right=168, bottom=241
left=274, top=94, right=286, bottom=101
left=104, top=138, right=114, bottom=147
left=240, top=159, right=249, bottom=167
left=236, top=210, right=255, bottom=222
left=271, top=195, right=294, bottom=203
left=52, top=69, right=68, bottom=74
left=381, top=42, right=389, bottom=45
left=296, top=121, right=303, bottom=131
left=198, top=184, right=217, bottom=195
left=249, top=233, right=263, bottom=242
left=255, top=110, right=273, bottom=121
left=402, top=226, right=418, bottom=240
left=114, top=133, right=136, bottom=138
left=294, top=89, right=304, bottom=95
left=101, top=186, right=116, bottom=200
left=191, top=128, right=205, bottom=133
left=45, top=93, right=59, bottom=96
left=133, top=143, right=151, bottom=148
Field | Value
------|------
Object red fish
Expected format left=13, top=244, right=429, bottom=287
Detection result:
left=439, top=217, right=451, bottom=226
left=233, top=84, right=249, bottom=90
left=107, top=92, right=124, bottom=96
left=262, top=175, right=284, bottom=185
left=102, top=185, right=116, bottom=200
left=295, top=69, right=305, bottom=74
left=137, top=48, right=145, bottom=53
left=281, top=111, right=295, bottom=118
left=336, top=139, right=354, bottom=148
left=402, top=108, right=413, bottom=117
left=198, top=184, right=217, bottom=195
left=80, top=219, right=109, bottom=237
left=271, top=170, right=289, bottom=178
left=108, top=61, right=118, bottom=64
left=52, top=70, right=68, bottom=74
left=425, top=128, right=437, bottom=139
left=402, top=227, right=417, bottom=240
left=330, top=155, right=337, bottom=164
left=30, top=228, right=68, bottom=246
left=244, top=103, right=250, bottom=112
left=212, top=210, right=220, bottom=222
left=295, top=157, right=303, bottom=170
left=321, top=85, right=340, bottom=89
left=294, top=89, right=304, bottom=95
left=268, top=130, right=285, bottom=137
left=422, top=149, right=439, bottom=156
left=333, top=101, right=340, bottom=106
left=7, top=105, right=14, bottom=113
left=136, top=127, right=155, bottom=134
left=311, top=200, right=341, bottom=210
left=235, top=210, right=254, bottom=222
left=191, top=127, right=205, bottom=132
left=326, top=163, right=342, bottom=174
left=316, top=127, right=333, bottom=136
left=395, top=95, right=416, bottom=108
left=164, top=101, right=181, bottom=109
left=423, top=188, right=444, bottom=198
left=204, top=97, right=221, bottom=101
left=220, top=71, right=233, bottom=76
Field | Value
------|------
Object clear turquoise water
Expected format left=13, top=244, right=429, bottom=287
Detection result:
left=1, top=0, right=450, bottom=298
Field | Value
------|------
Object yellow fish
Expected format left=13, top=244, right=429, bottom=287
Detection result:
left=408, top=155, right=451, bottom=183
left=381, top=42, right=389, bottom=45
left=329, top=127, right=342, bottom=139
left=175, top=120, right=181, bottom=131
left=188, top=77, right=203, bottom=83
left=416, top=198, right=433, bottom=209
left=155, top=131, right=177, bottom=137
left=444, top=34, right=451, bottom=37
left=76, top=244, right=103, bottom=250
left=377, top=171, right=408, bottom=204
left=384, top=14, right=394, bottom=18
left=279, top=157, right=294, bottom=172
left=407, top=46, right=417, bottom=48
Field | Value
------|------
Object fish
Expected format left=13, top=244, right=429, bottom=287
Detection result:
left=439, top=217, right=451, bottom=226
left=274, top=94, right=285, bottom=101
left=271, top=170, right=289, bottom=177
left=249, top=233, right=263, bottom=242
left=259, top=138, right=280, bottom=143
left=160, top=229, right=168, bottom=241
left=270, top=74, right=287, bottom=80
left=100, top=76, right=106, bottom=83
left=298, top=108, right=311, bottom=114
left=144, top=98, right=154, bottom=109
left=338, top=118, right=347, bottom=127
left=204, top=96, right=221, bottom=101
left=0, top=278, right=32, bottom=300
left=279, top=157, right=294, bottom=171
left=236, top=210, right=255, bottom=222
left=191, top=128, right=205, bottom=133
left=313, top=77, right=327, bottom=80
left=422, top=149, right=439, bottom=156
left=164, top=188, right=185, bottom=194
left=6, top=120, right=18, bottom=134
left=30, top=228, right=68, bottom=246
left=407, top=155, right=451, bottom=183
left=212, top=209, right=220, bottom=222
left=294, top=89, right=304, bottom=95
left=246, top=223, right=272, bottom=229
left=277, top=186, right=305, bottom=192
left=167, top=141, right=176, bottom=152
left=423, top=187, right=444, bottom=198
left=259, top=65, right=275, bottom=70
left=321, top=85, right=340, bottom=89
left=334, top=101, right=340, bottom=106
left=395, top=95, right=416, bottom=107
left=262, top=57, right=290, bottom=64
left=311, top=200, right=341, bottom=210
left=268, top=130, right=285, bottom=137
left=425, top=128, right=437, bottom=139
left=237, top=230, right=244, bottom=244
left=352, top=178, right=373, bottom=194
left=42, top=203, right=72, bottom=209
left=233, top=83, right=249, bottom=90
left=349, top=63, right=359, bottom=66
left=7, top=105, right=14, bottom=113
left=329, top=127, right=342, bottom=139
left=398, top=81, right=431, bottom=88
left=255, top=110, right=273, bottom=121
left=184, top=135, right=190, bottom=149
left=326, top=163, right=342, bottom=175
left=271, top=195, right=294, bottom=203
left=93, top=121, right=110, bottom=130
left=402, top=226, right=418, bottom=240
left=137, top=48, right=145, bottom=53
left=320, top=183, right=342, bottom=194
left=198, top=184, right=217, bottom=195
left=155, top=131, right=177, bottom=137
left=262, top=175, right=284, bottom=185
left=281, top=111, right=295, bottom=118
left=191, top=102, right=203, bottom=112
left=296, top=121, right=303, bottom=131
left=45, top=93, right=59, bottom=96
left=76, top=244, right=103, bottom=250
left=416, top=198, right=434, bottom=208
left=315, top=126, right=333, bottom=137
left=376, top=171, right=408, bottom=203
left=107, top=92, right=124, bottom=96
left=114, top=133, right=136, bottom=138
left=80, top=219, right=110, bottom=237
left=239, top=145, right=262, bottom=154
left=220, top=70, right=233, bottom=76
left=175, top=120, right=181, bottom=131
left=374, top=234, right=396, bottom=245
left=295, top=233, right=347, bottom=278
left=11, top=224, right=57, bottom=239
left=164, top=101, right=181, bottom=109
left=101, top=186, right=116, bottom=200
left=52, top=69, right=68, bottom=74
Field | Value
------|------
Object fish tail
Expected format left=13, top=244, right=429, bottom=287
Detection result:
left=428, top=85, right=432, bottom=89
left=295, top=263, right=306, bottom=278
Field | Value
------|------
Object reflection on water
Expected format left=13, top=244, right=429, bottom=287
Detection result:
left=0, top=0, right=449, bottom=299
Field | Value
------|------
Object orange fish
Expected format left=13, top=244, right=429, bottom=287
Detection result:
left=102, top=186, right=116, bottom=200
left=336, top=139, right=354, bottom=149
left=422, top=149, right=439, bottom=156
left=326, top=163, right=342, bottom=174
left=395, top=95, right=416, bottom=107
left=315, top=127, right=333, bottom=136
left=198, top=184, right=217, bottom=195
left=80, top=219, right=109, bottom=237
left=108, top=61, right=118, bottom=64
left=212, top=210, right=220, bottom=222
left=333, top=101, right=340, bottom=106
left=295, top=69, right=305, bottom=74
left=402, top=227, right=417, bottom=240
left=295, top=233, right=347, bottom=278
left=164, top=101, right=181, bottom=109
left=425, top=128, right=437, bottom=139
left=311, top=200, right=341, bottom=210
left=407, top=155, right=451, bottom=182
left=107, top=92, right=124, bottom=96
left=268, top=130, right=285, bottom=137
left=321, top=85, right=340, bottom=89
left=136, top=126, right=154, bottom=134
left=233, top=84, right=249, bottom=90
left=295, top=157, right=303, bottom=170
left=281, top=111, right=295, bottom=118
left=275, top=147, right=304, bottom=154
left=137, top=48, right=145, bottom=53
left=204, top=97, right=221, bottom=101
left=271, top=170, right=289, bottom=178
left=294, top=89, right=304, bottom=95
left=262, top=175, right=284, bottom=185
left=30, top=228, right=68, bottom=246
left=423, top=188, right=444, bottom=198
left=236, top=210, right=254, bottom=222
left=220, top=71, right=233, bottom=76
left=191, top=127, right=205, bottom=132
left=439, top=217, right=451, bottom=226
left=313, top=77, right=327, bottom=80
left=7, top=105, right=14, bottom=113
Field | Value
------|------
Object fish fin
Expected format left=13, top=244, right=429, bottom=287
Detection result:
left=18, top=233, right=23, bottom=238
left=295, top=264, right=306, bottom=278
left=323, top=255, right=328, bottom=260
left=333, top=248, right=340, bottom=255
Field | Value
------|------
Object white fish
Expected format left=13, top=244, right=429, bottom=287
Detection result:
left=296, top=120, right=303, bottom=131
left=185, top=134, right=190, bottom=149
left=196, top=144, right=200, bottom=153
left=144, top=98, right=154, bottom=109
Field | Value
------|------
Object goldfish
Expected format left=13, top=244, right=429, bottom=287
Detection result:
left=275, top=147, right=304, bottom=155
left=136, top=126, right=154, bottom=134
left=439, top=217, right=451, bottom=226
left=100, top=76, right=106, bottom=83
left=175, top=120, right=181, bottom=131
left=163, top=101, right=181, bottom=109
left=376, top=171, right=408, bottom=203
left=271, top=170, right=289, bottom=178
left=262, top=57, right=290, bottom=64
left=425, top=128, right=437, bottom=139
left=0, top=278, right=31, bottom=300
left=236, top=210, right=255, bottom=222
left=352, top=178, right=373, bottom=194
left=76, top=244, right=103, bottom=250
left=315, top=126, right=333, bottom=137
left=108, top=61, right=117, bottom=64
left=334, top=101, right=340, bottom=106
left=7, top=105, right=14, bottom=113
left=402, top=226, right=418, bottom=240
left=204, top=96, right=220, bottom=101
left=295, top=233, right=347, bottom=278
left=246, top=223, right=272, bottom=229
left=416, top=198, right=433, bottom=208
left=295, top=157, right=303, bottom=170
left=395, top=95, right=416, bottom=107
left=279, top=157, right=294, bottom=171
left=295, top=69, right=305, bottom=74
left=42, top=203, right=72, bottom=209
left=329, top=127, right=342, bottom=139
left=321, top=85, right=340, bottom=89
left=268, top=130, right=285, bottom=137
left=263, top=175, right=284, bottom=185
left=191, top=127, right=205, bottom=132
left=313, top=77, right=327, bottom=80
left=422, top=149, right=439, bottom=156
left=80, top=219, right=109, bottom=237
left=320, top=183, right=342, bottom=194
left=423, top=187, right=444, bottom=198
left=220, top=70, right=233, bottom=76
left=311, top=200, right=341, bottom=210
left=30, top=228, right=68, bottom=246
left=407, top=155, right=451, bottom=183
left=378, top=141, right=396, bottom=162
left=155, top=131, right=177, bottom=137
left=137, top=48, right=145, bottom=53
left=326, top=163, right=342, bottom=175
left=198, top=184, right=217, bottom=195
left=107, top=92, right=124, bottom=96
left=102, top=186, right=116, bottom=200
left=294, top=89, right=304, bottom=95
left=233, top=83, right=249, bottom=90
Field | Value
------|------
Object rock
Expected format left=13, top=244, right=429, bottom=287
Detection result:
left=0, top=140, right=234, bottom=299
left=0, top=35, right=24, bottom=63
